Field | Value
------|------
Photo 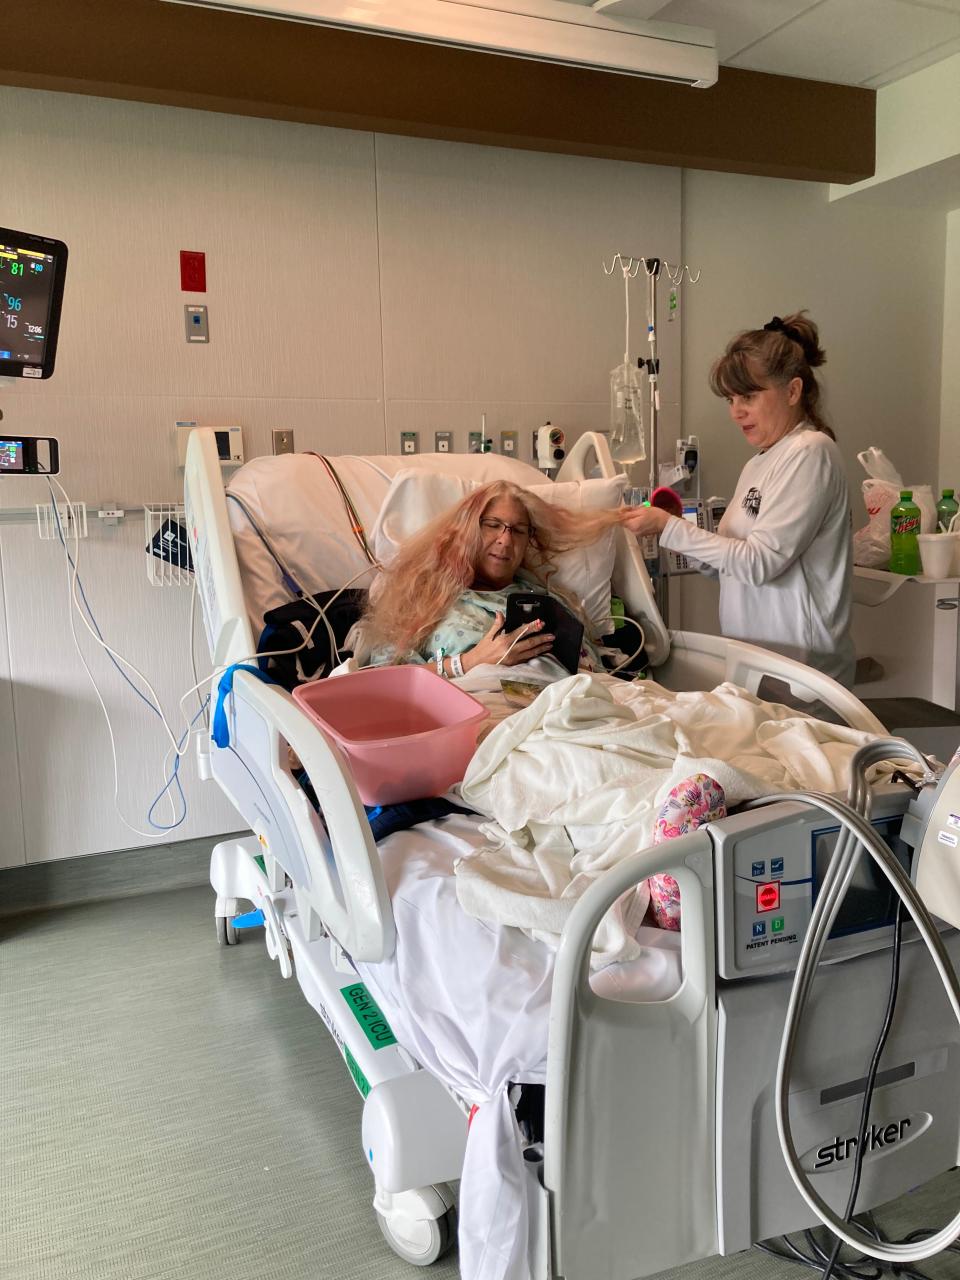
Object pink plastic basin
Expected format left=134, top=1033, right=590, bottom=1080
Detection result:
left=293, top=665, right=487, bottom=806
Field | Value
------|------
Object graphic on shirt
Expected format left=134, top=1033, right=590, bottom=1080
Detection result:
left=742, top=487, right=762, bottom=518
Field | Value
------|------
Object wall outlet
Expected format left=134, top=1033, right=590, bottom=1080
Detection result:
left=500, top=430, right=518, bottom=456
left=400, top=431, right=419, bottom=455
left=272, top=429, right=295, bottom=455
left=468, top=431, right=484, bottom=453
left=435, top=431, right=453, bottom=453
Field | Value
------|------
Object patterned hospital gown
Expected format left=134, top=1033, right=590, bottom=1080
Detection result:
left=369, top=578, right=600, bottom=672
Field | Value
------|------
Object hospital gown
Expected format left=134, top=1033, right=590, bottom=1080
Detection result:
left=368, top=577, right=602, bottom=673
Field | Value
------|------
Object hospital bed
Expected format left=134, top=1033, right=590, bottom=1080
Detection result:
left=184, top=427, right=960, bottom=1278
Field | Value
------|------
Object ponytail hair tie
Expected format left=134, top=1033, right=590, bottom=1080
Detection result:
left=764, top=314, right=807, bottom=354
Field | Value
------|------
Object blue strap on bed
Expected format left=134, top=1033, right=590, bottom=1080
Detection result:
left=212, top=663, right=277, bottom=748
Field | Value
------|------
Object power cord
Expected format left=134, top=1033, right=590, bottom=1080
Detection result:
left=817, top=903, right=905, bottom=1280
left=755, top=1205, right=960, bottom=1280
left=174, top=561, right=380, bottom=737
left=46, top=478, right=187, bottom=836
left=599, top=612, right=647, bottom=675
left=744, top=743, right=960, bottom=1268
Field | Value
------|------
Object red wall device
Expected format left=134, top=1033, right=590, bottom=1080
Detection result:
left=180, top=250, right=206, bottom=292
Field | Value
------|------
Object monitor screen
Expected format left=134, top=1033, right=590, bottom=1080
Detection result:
left=812, top=816, right=912, bottom=938
left=0, top=439, right=24, bottom=471
left=0, top=228, right=68, bottom=379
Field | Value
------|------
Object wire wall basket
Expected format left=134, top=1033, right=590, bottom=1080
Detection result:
left=144, top=503, right=192, bottom=586
left=36, top=501, right=88, bottom=541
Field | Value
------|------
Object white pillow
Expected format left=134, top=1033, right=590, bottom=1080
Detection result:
left=370, top=470, right=626, bottom=632
left=226, top=451, right=550, bottom=633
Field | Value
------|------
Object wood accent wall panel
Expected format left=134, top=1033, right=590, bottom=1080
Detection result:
left=1, top=0, right=876, bottom=184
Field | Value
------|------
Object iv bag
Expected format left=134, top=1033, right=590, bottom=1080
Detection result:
left=610, top=361, right=645, bottom=463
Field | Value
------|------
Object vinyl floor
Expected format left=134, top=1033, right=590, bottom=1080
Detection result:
left=1, top=885, right=957, bottom=1280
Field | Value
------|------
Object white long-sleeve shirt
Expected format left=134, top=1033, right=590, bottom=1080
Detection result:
left=659, top=424, right=855, bottom=686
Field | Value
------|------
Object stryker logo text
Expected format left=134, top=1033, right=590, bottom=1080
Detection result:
left=814, top=1117, right=911, bottom=1169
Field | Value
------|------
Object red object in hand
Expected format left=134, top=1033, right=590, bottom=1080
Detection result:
left=650, top=486, right=683, bottom=517
left=180, top=250, right=206, bottom=292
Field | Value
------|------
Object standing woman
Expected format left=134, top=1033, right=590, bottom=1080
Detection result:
left=623, top=312, right=855, bottom=686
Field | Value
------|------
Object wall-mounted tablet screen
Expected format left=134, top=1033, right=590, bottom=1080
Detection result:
left=0, top=439, right=24, bottom=471
left=0, top=227, right=68, bottom=379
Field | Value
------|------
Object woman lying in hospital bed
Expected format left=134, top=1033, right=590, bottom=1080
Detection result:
left=352, top=476, right=896, bottom=953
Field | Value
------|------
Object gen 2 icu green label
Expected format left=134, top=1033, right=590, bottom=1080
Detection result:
left=340, top=982, right=397, bottom=1049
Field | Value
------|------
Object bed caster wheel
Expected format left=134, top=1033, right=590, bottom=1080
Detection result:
left=215, top=915, right=237, bottom=946
left=375, top=1186, right=457, bottom=1266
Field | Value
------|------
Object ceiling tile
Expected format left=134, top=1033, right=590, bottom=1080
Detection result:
left=648, top=1, right=821, bottom=61
left=726, top=0, right=960, bottom=85
left=862, top=32, right=960, bottom=85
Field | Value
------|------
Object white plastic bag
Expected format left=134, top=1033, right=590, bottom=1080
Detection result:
left=853, top=449, right=903, bottom=569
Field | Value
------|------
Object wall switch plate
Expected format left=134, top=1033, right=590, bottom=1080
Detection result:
left=435, top=431, right=452, bottom=453
left=272, top=429, right=295, bottom=455
left=400, top=431, right=419, bottom=455
left=184, top=304, right=209, bottom=343
left=500, top=430, right=518, bottom=456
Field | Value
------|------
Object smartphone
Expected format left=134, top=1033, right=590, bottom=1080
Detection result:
left=503, top=592, right=584, bottom=675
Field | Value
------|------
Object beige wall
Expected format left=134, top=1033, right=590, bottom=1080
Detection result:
left=2, top=85, right=951, bottom=864
left=0, top=85, right=680, bottom=864
left=669, top=168, right=947, bottom=634
left=940, top=208, right=960, bottom=491
left=682, top=168, right=946, bottom=501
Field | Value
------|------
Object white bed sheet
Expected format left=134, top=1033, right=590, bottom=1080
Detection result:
left=354, top=811, right=682, bottom=1280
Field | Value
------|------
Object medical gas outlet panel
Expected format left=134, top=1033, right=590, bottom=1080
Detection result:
left=713, top=790, right=914, bottom=980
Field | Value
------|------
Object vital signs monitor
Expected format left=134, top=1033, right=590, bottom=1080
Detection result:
left=0, top=226, right=68, bottom=379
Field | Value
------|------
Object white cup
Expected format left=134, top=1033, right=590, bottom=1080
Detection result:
left=917, top=533, right=956, bottom=579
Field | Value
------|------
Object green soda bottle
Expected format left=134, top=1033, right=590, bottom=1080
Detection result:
left=889, top=490, right=921, bottom=575
left=937, top=488, right=959, bottom=532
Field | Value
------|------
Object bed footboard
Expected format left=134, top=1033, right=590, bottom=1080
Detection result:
left=544, top=831, right=718, bottom=1280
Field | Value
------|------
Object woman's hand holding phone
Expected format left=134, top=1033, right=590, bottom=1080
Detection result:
left=461, top=613, right=554, bottom=672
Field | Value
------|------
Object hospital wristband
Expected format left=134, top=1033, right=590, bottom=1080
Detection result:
left=435, top=648, right=447, bottom=678
left=449, top=652, right=464, bottom=679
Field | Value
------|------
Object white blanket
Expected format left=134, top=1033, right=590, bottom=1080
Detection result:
left=355, top=813, right=682, bottom=1280
left=457, top=672, right=902, bottom=967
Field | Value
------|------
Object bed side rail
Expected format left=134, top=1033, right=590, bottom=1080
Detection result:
left=663, top=631, right=885, bottom=734
left=184, top=427, right=255, bottom=668
left=214, top=671, right=395, bottom=963
left=544, top=831, right=718, bottom=1280
left=557, top=431, right=670, bottom=666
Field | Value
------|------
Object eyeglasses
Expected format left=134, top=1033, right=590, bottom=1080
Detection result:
left=480, top=517, right=532, bottom=540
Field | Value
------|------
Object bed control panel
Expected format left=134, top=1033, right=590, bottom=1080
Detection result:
left=712, top=789, right=913, bottom=980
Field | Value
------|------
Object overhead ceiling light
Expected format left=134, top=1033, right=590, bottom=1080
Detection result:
left=161, top=0, right=718, bottom=87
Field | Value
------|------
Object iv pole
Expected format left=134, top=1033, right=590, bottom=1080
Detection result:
left=603, top=253, right=701, bottom=625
